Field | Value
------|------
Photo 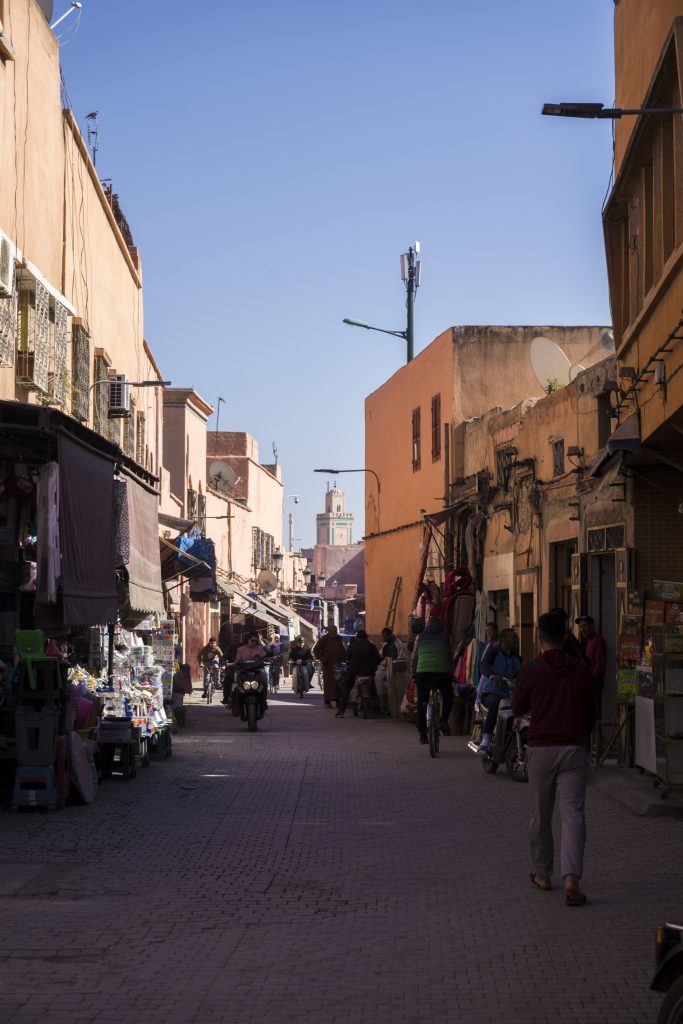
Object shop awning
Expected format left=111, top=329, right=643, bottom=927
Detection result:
left=58, top=432, right=118, bottom=626
left=590, top=413, right=641, bottom=477
left=423, top=500, right=469, bottom=527
left=119, top=470, right=164, bottom=614
left=159, top=511, right=194, bottom=533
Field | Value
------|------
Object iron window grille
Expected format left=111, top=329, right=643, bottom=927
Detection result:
left=552, top=439, right=565, bottom=477
left=136, top=412, right=146, bottom=466
left=496, top=448, right=516, bottom=491
left=431, top=393, right=441, bottom=461
left=16, top=277, right=49, bottom=392
left=123, top=396, right=136, bottom=458
left=198, top=493, right=207, bottom=537
left=412, top=407, right=421, bottom=471
left=187, top=487, right=198, bottom=521
left=47, top=299, right=68, bottom=406
left=0, top=286, right=16, bottom=369
left=93, top=355, right=109, bottom=437
left=71, top=321, right=90, bottom=422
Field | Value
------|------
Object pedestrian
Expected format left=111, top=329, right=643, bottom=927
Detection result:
left=512, top=610, right=598, bottom=906
left=313, top=625, right=346, bottom=707
left=172, top=663, right=193, bottom=725
left=335, top=630, right=381, bottom=718
left=575, top=616, right=607, bottom=697
left=374, top=627, right=405, bottom=718
left=411, top=613, right=454, bottom=744
left=550, top=607, right=590, bottom=667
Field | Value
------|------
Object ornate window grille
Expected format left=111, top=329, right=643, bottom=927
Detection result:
left=0, top=288, right=16, bottom=369
left=136, top=412, right=146, bottom=465
left=47, top=300, right=68, bottom=405
left=187, top=487, right=198, bottom=520
left=16, top=278, right=49, bottom=392
left=124, top=396, right=136, bottom=458
left=198, top=492, right=207, bottom=537
left=93, top=355, right=109, bottom=436
left=71, top=321, right=90, bottom=421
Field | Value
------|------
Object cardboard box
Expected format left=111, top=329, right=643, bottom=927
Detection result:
left=666, top=603, right=683, bottom=623
left=653, top=580, right=683, bottom=603
left=644, top=600, right=666, bottom=626
left=618, top=635, right=641, bottom=662
left=621, top=615, right=644, bottom=636
left=627, top=589, right=644, bottom=614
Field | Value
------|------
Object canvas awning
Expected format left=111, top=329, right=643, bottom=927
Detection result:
left=58, top=432, right=118, bottom=626
left=119, top=470, right=164, bottom=614
left=590, top=413, right=640, bottom=477
left=158, top=511, right=194, bottom=533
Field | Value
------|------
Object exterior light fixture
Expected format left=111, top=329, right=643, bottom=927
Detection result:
left=542, top=102, right=683, bottom=120
left=343, top=242, right=422, bottom=363
left=272, top=548, right=284, bottom=572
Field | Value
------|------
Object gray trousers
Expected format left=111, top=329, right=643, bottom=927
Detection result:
left=526, top=744, right=589, bottom=882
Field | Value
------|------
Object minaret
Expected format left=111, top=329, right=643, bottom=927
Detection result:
left=316, top=483, right=354, bottom=545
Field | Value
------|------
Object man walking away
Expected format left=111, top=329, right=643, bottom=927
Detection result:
left=313, top=626, right=346, bottom=707
left=512, top=611, right=598, bottom=906
left=411, top=614, right=454, bottom=744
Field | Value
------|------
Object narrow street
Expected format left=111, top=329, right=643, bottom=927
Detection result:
left=1, top=686, right=679, bottom=1024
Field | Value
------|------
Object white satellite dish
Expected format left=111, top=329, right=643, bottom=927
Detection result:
left=568, top=363, right=586, bottom=382
left=258, top=570, right=278, bottom=594
left=529, top=336, right=571, bottom=391
left=208, top=460, right=236, bottom=493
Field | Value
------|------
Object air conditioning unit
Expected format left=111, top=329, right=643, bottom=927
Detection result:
left=108, top=374, right=131, bottom=416
left=0, top=237, right=14, bottom=297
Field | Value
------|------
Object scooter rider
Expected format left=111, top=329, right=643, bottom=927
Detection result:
left=335, top=630, right=381, bottom=718
left=235, top=632, right=269, bottom=713
left=290, top=635, right=313, bottom=693
left=476, top=628, right=521, bottom=755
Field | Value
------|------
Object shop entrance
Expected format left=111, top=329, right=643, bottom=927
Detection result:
left=589, top=553, right=617, bottom=722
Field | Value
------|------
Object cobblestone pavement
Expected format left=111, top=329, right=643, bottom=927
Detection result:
left=1, top=681, right=681, bottom=1024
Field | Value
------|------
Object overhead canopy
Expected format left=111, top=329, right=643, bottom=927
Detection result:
left=423, top=501, right=468, bottom=527
left=158, top=510, right=194, bottom=533
left=58, top=432, right=117, bottom=626
left=120, top=471, right=164, bottom=614
left=590, top=413, right=641, bottom=477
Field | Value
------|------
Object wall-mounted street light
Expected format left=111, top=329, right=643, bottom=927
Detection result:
left=314, top=466, right=381, bottom=532
left=302, top=565, right=312, bottom=593
left=343, top=243, right=422, bottom=363
left=89, top=377, right=171, bottom=393
left=542, top=102, right=683, bottom=120
left=272, top=548, right=284, bottom=572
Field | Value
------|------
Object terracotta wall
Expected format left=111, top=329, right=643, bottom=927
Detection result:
left=613, top=0, right=683, bottom=170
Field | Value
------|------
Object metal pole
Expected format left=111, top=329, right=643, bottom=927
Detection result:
left=288, top=512, right=293, bottom=552
left=406, top=247, right=415, bottom=363
left=107, top=622, right=115, bottom=687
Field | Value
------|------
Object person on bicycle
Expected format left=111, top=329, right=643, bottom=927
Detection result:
left=335, top=630, right=381, bottom=718
left=411, top=613, right=454, bottom=744
left=476, top=627, right=521, bottom=755
left=197, top=637, right=223, bottom=698
left=235, top=632, right=269, bottom=712
left=290, top=636, right=313, bottom=694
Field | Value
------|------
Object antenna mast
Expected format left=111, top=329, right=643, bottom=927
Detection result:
left=85, top=110, right=98, bottom=168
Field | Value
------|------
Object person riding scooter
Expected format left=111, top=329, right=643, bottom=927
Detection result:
left=290, top=636, right=313, bottom=694
left=235, top=632, right=270, bottom=715
left=476, top=628, right=521, bottom=755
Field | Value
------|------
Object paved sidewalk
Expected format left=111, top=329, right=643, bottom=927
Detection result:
left=1, top=687, right=680, bottom=1024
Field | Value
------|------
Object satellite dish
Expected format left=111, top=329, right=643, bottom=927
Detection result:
left=258, top=570, right=278, bottom=594
left=568, top=363, right=586, bottom=383
left=37, top=0, right=54, bottom=20
left=529, top=336, right=571, bottom=391
left=208, top=460, right=236, bottom=493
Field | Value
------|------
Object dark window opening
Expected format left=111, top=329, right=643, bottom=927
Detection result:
left=412, top=407, right=421, bottom=471
left=552, top=439, right=565, bottom=477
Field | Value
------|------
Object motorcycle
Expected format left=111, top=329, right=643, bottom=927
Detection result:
left=652, top=921, right=683, bottom=1024
left=231, top=659, right=268, bottom=732
left=291, top=659, right=313, bottom=698
left=467, top=689, right=530, bottom=781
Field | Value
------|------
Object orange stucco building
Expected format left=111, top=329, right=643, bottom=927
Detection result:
left=364, top=325, right=610, bottom=640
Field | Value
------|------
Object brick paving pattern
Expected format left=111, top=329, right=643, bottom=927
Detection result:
left=0, top=681, right=680, bottom=1024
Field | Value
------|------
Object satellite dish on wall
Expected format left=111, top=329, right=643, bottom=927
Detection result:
left=529, top=336, right=571, bottom=391
left=568, top=363, right=586, bottom=383
left=258, top=570, right=278, bottom=594
left=209, top=460, right=236, bottom=493
left=37, top=0, right=54, bottom=20
left=568, top=328, right=616, bottom=381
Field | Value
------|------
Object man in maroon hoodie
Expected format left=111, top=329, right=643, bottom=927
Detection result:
left=512, top=610, right=598, bottom=906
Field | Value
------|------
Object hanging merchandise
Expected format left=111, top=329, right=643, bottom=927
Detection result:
left=174, top=526, right=216, bottom=571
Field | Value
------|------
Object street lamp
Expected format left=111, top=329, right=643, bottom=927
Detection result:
left=283, top=494, right=299, bottom=552
left=542, top=102, right=683, bottom=119
left=319, top=571, right=327, bottom=593
left=343, top=242, right=422, bottom=363
left=302, top=565, right=312, bottom=592
left=89, top=377, right=171, bottom=393
left=314, top=466, right=381, bottom=532
left=272, top=548, right=284, bottom=572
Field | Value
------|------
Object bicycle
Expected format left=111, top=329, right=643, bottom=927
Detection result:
left=205, top=659, right=221, bottom=705
left=426, top=686, right=443, bottom=758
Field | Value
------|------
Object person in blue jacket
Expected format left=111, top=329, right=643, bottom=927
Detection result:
left=476, top=628, right=521, bottom=755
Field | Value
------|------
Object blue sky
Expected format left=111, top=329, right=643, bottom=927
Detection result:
left=58, top=0, right=616, bottom=546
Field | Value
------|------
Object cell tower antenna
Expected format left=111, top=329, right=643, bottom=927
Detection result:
left=272, top=442, right=278, bottom=465
left=85, top=111, right=99, bottom=168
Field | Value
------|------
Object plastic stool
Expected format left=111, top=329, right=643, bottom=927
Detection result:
left=11, top=765, right=57, bottom=811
